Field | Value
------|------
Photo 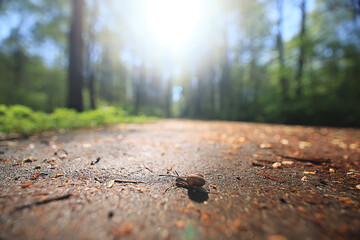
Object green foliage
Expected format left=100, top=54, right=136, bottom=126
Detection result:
left=0, top=105, right=157, bottom=134
left=1, top=0, right=359, bottom=127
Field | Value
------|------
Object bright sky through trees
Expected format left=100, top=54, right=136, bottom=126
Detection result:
left=2, top=0, right=358, bottom=127
left=145, top=0, right=203, bottom=52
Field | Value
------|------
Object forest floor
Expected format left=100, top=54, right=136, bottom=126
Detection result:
left=0, top=119, right=360, bottom=240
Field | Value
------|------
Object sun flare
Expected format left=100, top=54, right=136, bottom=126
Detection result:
left=145, top=0, right=203, bottom=51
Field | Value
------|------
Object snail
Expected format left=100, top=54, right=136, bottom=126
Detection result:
left=159, top=172, right=206, bottom=191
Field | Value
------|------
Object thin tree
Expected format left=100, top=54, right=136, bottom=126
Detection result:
left=295, top=0, right=307, bottom=99
left=84, top=0, right=98, bottom=110
left=67, top=0, right=84, bottom=112
left=276, top=0, right=289, bottom=103
left=165, top=78, right=172, bottom=118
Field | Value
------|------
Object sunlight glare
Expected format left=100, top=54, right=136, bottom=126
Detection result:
left=145, top=0, right=202, bottom=51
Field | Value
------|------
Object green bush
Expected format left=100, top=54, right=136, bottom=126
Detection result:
left=0, top=104, right=157, bottom=134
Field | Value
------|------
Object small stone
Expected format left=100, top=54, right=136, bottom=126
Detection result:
left=272, top=162, right=281, bottom=168
left=298, top=141, right=311, bottom=149
left=349, top=143, right=357, bottom=149
left=259, top=143, right=272, bottom=149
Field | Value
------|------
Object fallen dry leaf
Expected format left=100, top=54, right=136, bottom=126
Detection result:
left=349, top=143, right=357, bottom=149
left=339, top=225, right=350, bottom=234
left=297, top=206, right=307, bottom=213
left=304, top=171, right=316, bottom=175
left=1, top=158, right=10, bottom=162
left=6, top=141, right=18, bottom=146
left=298, top=141, right=311, bottom=149
left=268, top=234, right=288, bottom=240
left=21, top=183, right=33, bottom=188
left=108, top=180, right=115, bottom=188
left=339, top=197, right=355, bottom=205
left=301, top=176, right=307, bottom=181
left=82, top=143, right=92, bottom=148
left=111, top=222, right=134, bottom=237
left=259, top=143, right=272, bottom=149
left=200, top=210, right=212, bottom=226
left=281, top=160, right=294, bottom=165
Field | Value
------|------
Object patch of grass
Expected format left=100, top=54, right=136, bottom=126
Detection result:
left=0, top=105, right=158, bottom=134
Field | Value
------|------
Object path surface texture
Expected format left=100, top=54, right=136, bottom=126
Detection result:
left=0, top=119, right=360, bottom=240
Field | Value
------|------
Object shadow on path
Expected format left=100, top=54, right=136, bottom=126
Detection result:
left=176, top=183, right=209, bottom=203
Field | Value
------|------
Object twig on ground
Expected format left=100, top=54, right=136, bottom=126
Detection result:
left=163, top=183, right=176, bottom=194
left=94, top=177, right=103, bottom=183
left=144, top=165, right=153, bottom=172
left=276, top=154, right=331, bottom=165
left=114, top=179, right=144, bottom=184
left=14, top=193, right=72, bottom=211
left=91, top=157, right=101, bottom=165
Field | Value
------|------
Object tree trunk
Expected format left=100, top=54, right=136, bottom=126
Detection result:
left=219, top=54, right=230, bottom=119
left=89, top=73, right=96, bottom=109
left=276, top=0, right=289, bottom=103
left=133, top=66, right=145, bottom=115
left=67, top=0, right=84, bottom=112
left=295, top=0, right=307, bottom=100
left=210, top=71, right=215, bottom=118
left=85, top=0, right=98, bottom=110
left=165, top=79, right=172, bottom=118
left=195, top=76, right=202, bottom=117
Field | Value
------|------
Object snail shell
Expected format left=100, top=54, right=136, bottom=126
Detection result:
left=186, top=173, right=206, bottom=187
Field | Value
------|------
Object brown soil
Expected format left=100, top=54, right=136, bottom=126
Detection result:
left=0, top=119, right=359, bottom=240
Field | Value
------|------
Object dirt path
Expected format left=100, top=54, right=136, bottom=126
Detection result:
left=1, top=119, right=360, bottom=240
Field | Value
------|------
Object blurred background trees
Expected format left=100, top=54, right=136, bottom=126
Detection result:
left=0, top=0, right=359, bottom=127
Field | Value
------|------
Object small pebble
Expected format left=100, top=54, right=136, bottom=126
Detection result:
left=272, top=162, right=281, bottom=168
